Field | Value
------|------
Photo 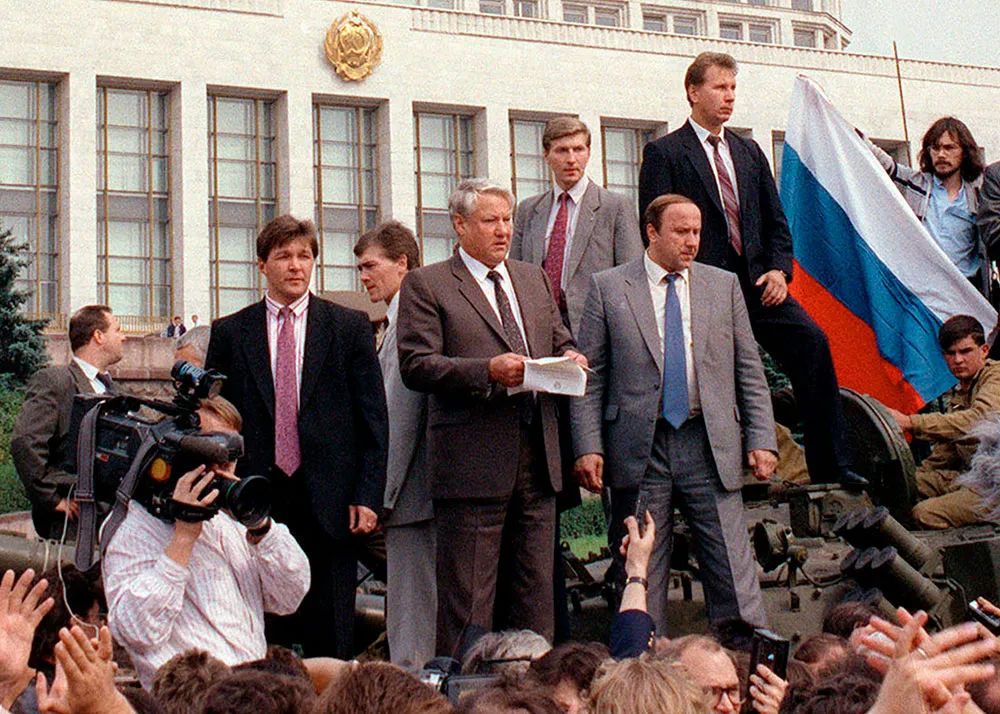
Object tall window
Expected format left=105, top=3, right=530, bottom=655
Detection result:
left=602, top=124, right=655, bottom=210
left=314, top=104, right=379, bottom=292
left=96, top=87, right=170, bottom=332
left=510, top=119, right=549, bottom=200
left=208, top=96, right=277, bottom=318
left=414, top=112, right=474, bottom=266
left=0, top=79, right=59, bottom=321
left=793, top=27, right=817, bottom=47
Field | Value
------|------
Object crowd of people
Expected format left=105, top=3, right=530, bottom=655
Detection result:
left=6, top=48, right=1000, bottom=713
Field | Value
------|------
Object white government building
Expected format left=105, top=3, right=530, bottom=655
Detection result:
left=2, top=0, right=999, bottom=332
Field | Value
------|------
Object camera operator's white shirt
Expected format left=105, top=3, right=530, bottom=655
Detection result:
left=102, top=502, right=310, bottom=689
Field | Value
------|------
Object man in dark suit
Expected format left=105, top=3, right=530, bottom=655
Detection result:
left=12, top=305, right=127, bottom=539
left=637, top=51, right=860, bottom=487
left=397, top=179, right=586, bottom=656
left=354, top=220, right=435, bottom=672
left=510, top=117, right=643, bottom=336
left=205, top=215, right=388, bottom=659
left=571, top=194, right=776, bottom=632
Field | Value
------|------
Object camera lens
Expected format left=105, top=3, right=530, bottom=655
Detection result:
left=219, top=474, right=271, bottom=526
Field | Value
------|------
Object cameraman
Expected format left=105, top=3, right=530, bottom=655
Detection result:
left=101, top=396, right=310, bottom=689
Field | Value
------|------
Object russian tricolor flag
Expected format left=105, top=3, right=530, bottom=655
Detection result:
left=781, top=75, right=996, bottom=414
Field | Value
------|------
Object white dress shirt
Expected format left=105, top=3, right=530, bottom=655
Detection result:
left=644, top=252, right=701, bottom=417
left=459, top=248, right=531, bottom=356
left=543, top=175, right=590, bottom=290
left=72, top=356, right=107, bottom=394
left=265, top=291, right=309, bottom=394
left=689, top=118, right=741, bottom=210
left=103, top=502, right=311, bottom=689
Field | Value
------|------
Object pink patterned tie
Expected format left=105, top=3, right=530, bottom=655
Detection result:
left=274, top=306, right=301, bottom=476
left=707, top=134, right=743, bottom=256
left=544, top=193, right=570, bottom=310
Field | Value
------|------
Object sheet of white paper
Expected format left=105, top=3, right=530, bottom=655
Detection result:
left=508, top=355, right=587, bottom=397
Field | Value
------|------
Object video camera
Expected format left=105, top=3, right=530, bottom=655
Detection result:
left=68, top=361, right=271, bottom=569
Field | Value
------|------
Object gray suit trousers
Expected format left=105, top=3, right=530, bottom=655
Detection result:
left=610, top=418, right=766, bottom=634
left=385, top=520, right=437, bottom=672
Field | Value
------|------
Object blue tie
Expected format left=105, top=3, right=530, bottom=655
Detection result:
left=661, top=273, right=688, bottom=428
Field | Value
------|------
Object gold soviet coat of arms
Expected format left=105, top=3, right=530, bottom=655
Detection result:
left=325, top=11, right=384, bottom=82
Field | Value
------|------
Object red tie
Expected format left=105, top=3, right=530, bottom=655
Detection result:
left=707, top=134, right=743, bottom=256
left=544, top=193, right=570, bottom=309
left=274, top=306, right=301, bottom=476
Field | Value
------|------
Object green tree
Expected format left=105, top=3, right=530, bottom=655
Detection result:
left=0, top=224, right=49, bottom=388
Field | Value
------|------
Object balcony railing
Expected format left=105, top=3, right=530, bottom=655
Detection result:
left=116, top=315, right=172, bottom=335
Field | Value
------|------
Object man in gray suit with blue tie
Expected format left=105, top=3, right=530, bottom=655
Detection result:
left=571, top=193, right=777, bottom=633
left=355, top=221, right=434, bottom=672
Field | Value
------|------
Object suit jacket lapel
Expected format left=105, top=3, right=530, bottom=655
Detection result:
left=243, top=300, right=275, bottom=419
left=688, top=264, right=708, bottom=376
left=67, top=361, right=94, bottom=393
left=623, top=260, right=663, bottom=373
left=565, top=182, right=598, bottom=282
left=451, top=254, right=510, bottom=349
left=300, top=294, right=334, bottom=413
left=728, top=136, right=752, bottom=219
left=530, top=193, right=554, bottom=265
left=680, top=122, right=725, bottom=217
left=508, top=261, right=544, bottom=358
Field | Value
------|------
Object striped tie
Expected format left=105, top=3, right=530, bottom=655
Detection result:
left=707, top=134, right=743, bottom=256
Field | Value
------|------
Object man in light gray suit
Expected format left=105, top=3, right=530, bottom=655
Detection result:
left=355, top=221, right=434, bottom=672
left=510, top=117, right=643, bottom=335
left=571, top=194, right=777, bottom=634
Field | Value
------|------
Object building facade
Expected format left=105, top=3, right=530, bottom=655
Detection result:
left=1, top=0, right=998, bottom=331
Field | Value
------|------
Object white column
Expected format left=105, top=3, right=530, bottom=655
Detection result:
left=278, top=87, right=315, bottom=220
left=382, top=97, right=416, bottom=227
left=61, top=72, right=97, bottom=314
left=626, top=0, right=642, bottom=29
left=482, top=104, right=512, bottom=188
left=578, top=111, right=603, bottom=186
left=174, top=80, right=211, bottom=323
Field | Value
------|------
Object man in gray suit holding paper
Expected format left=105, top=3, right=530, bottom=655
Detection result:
left=355, top=221, right=434, bottom=672
left=571, top=193, right=777, bottom=633
left=511, top=118, right=643, bottom=335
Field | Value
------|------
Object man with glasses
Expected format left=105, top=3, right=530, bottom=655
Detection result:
left=663, top=636, right=744, bottom=714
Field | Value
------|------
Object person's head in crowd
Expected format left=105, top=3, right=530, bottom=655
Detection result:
left=69, top=304, right=127, bottom=369
left=455, top=678, right=562, bottom=714
left=266, top=644, right=311, bottom=681
left=257, top=214, right=319, bottom=306
left=462, top=630, right=553, bottom=676
left=201, top=669, right=311, bottom=714
left=821, top=601, right=879, bottom=640
left=529, top=641, right=609, bottom=714
left=542, top=117, right=591, bottom=192
left=643, top=194, right=701, bottom=273
left=172, top=316, right=182, bottom=327
left=121, top=687, right=166, bottom=714
left=660, top=635, right=742, bottom=714
left=588, top=655, right=705, bottom=714
left=779, top=671, right=880, bottom=714
left=938, top=315, right=989, bottom=388
left=354, top=220, right=421, bottom=306
left=785, top=660, right=815, bottom=690
left=684, top=51, right=739, bottom=131
left=967, top=655, right=1000, bottom=714
left=313, top=662, right=451, bottom=714
left=151, top=648, right=232, bottom=714
left=174, top=325, right=211, bottom=368
left=918, top=117, right=984, bottom=184
left=707, top=618, right=757, bottom=653
left=792, top=634, right=850, bottom=679
left=29, top=565, right=105, bottom=675
left=448, top=179, right=516, bottom=270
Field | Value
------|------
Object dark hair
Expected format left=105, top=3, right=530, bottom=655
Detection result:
left=30, top=565, right=105, bottom=671
left=151, top=649, right=231, bottom=714
left=542, top=117, right=591, bottom=151
left=256, top=214, right=319, bottom=262
left=939, top=314, right=986, bottom=349
left=69, top=305, right=112, bottom=352
left=456, top=679, right=562, bottom=714
left=684, top=52, right=738, bottom=104
left=120, top=687, right=166, bottom=714
left=821, top=602, right=878, bottom=639
left=707, top=617, right=756, bottom=653
left=201, top=670, right=313, bottom=714
left=779, top=672, right=880, bottom=714
left=643, top=193, right=697, bottom=232
left=313, top=662, right=452, bottom=714
left=793, top=634, right=848, bottom=666
left=530, top=641, right=609, bottom=691
left=353, top=220, right=421, bottom=270
left=919, top=117, right=984, bottom=182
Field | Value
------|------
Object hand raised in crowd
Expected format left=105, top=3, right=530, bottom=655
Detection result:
left=0, top=569, right=55, bottom=707
left=35, top=626, right=134, bottom=714
left=748, top=449, right=778, bottom=481
left=488, top=353, right=528, bottom=388
left=618, top=512, right=656, bottom=614
left=755, top=270, right=789, bottom=307
left=349, top=505, right=379, bottom=535
left=749, top=664, right=788, bottom=714
left=862, top=609, right=999, bottom=714
left=573, top=453, right=604, bottom=494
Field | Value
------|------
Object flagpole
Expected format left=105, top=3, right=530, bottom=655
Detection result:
left=893, top=41, right=912, bottom=165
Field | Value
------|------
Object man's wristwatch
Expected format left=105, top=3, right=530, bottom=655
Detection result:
left=625, top=575, right=648, bottom=589
left=246, top=517, right=272, bottom=540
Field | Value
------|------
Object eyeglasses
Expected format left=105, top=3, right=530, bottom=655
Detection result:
left=704, top=685, right=744, bottom=708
